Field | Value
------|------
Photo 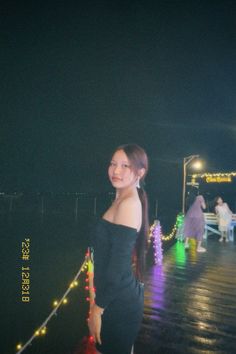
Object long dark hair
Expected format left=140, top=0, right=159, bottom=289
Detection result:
left=115, top=143, right=149, bottom=280
left=186, top=187, right=199, bottom=210
left=214, top=196, right=222, bottom=206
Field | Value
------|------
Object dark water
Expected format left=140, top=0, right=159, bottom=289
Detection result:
left=1, top=213, right=92, bottom=354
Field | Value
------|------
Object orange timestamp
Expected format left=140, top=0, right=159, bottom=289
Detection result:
left=21, top=238, right=30, bottom=302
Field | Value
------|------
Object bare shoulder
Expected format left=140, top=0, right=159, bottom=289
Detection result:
left=113, top=196, right=142, bottom=231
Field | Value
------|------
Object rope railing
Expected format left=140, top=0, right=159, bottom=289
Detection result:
left=149, top=213, right=184, bottom=243
left=16, top=250, right=92, bottom=353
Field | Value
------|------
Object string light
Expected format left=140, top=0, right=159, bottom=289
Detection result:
left=161, top=220, right=178, bottom=242
left=191, top=171, right=236, bottom=184
left=84, top=249, right=96, bottom=345
left=150, top=220, right=163, bottom=265
left=15, top=252, right=91, bottom=354
left=41, top=327, right=47, bottom=335
left=149, top=214, right=185, bottom=264
left=161, top=224, right=177, bottom=241
left=175, top=213, right=185, bottom=241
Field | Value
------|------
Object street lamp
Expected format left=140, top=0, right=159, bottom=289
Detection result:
left=182, top=155, right=202, bottom=213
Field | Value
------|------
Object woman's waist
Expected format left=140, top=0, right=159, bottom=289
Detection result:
left=95, top=272, right=139, bottom=293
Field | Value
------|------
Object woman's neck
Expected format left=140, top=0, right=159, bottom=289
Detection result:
left=115, top=186, right=137, bottom=201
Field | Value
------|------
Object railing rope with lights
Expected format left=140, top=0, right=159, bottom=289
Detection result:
left=16, top=249, right=94, bottom=353
left=149, top=213, right=185, bottom=264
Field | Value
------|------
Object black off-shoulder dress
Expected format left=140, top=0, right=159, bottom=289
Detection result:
left=91, top=218, right=144, bottom=354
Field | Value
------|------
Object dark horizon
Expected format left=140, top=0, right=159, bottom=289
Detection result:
left=1, top=1, right=235, bottom=213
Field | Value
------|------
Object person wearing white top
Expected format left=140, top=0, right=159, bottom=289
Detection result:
left=215, top=196, right=232, bottom=242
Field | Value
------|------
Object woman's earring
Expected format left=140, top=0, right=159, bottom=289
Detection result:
left=136, top=178, right=140, bottom=189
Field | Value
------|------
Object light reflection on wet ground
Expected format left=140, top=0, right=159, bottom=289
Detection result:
left=135, top=235, right=236, bottom=354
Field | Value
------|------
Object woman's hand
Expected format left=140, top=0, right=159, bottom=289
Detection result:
left=88, top=303, right=104, bottom=345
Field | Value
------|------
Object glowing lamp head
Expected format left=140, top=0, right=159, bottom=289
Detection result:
left=191, top=160, right=202, bottom=170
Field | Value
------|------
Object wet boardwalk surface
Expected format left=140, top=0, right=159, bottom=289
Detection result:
left=135, top=235, right=236, bottom=354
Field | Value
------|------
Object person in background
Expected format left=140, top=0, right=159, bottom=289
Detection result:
left=88, top=143, right=149, bottom=354
left=214, top=196, right=232, bottom=242
left=184, top=189, right=206, bottom=253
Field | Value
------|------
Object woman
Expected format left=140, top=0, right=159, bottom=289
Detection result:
left=88, top=144, right=149, bottom=354
left=184, top=190, right=206, bottom=253
left=215, top=196, right=232, bottom=242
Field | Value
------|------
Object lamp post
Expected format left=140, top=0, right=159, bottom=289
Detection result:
left=182, top=155, right=201, bottom=214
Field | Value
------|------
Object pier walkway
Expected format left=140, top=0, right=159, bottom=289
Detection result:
left=134, top=234, right=236, bottom=354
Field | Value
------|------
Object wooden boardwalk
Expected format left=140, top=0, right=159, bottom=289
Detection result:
left=135, top=235, right=236, bottom=354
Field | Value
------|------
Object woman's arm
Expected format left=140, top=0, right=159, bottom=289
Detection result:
left=88, top=303, right=104, bottom=344
left=225, top=203, right=233, bottom=215
left=199, top=195, right=206, bottom=210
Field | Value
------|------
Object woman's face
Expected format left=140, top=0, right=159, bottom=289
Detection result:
left=108, top=149, right=138, bottom=189
left=217, top=197, right=223, bottom=205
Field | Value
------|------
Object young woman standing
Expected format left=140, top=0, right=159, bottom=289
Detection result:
left=88, top=144, right=149, bottom=354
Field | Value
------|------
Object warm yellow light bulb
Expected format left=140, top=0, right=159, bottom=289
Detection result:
left=35, top=330, right=40, bottom=336
left=63, top=298, right=68, bottom=304
left=16, top=343, right=22, bottom=350
left=53, top=300, right=58, bottom=307
left=41, top=327, right=47, bottom=335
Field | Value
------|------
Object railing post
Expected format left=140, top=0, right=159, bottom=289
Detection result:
left=41, top=196, right=45, bottom=214
left=75, top=196, right=79, bottom=220
left=155, top=199, right=158, bottom=219
left=9, top=197, right=13, bottom=213
left=93, top=197, right=97, bottom=216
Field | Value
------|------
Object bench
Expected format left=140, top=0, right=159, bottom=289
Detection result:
left=204, top=213, right=236, bottom=241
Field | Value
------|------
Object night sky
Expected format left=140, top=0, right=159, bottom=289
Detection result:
left=1, top=1, right=236, bottom=211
